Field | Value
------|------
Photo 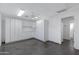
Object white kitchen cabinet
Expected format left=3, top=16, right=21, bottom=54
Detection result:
left=5, top=18, right=22, bottom=43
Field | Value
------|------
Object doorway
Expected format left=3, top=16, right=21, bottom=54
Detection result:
left=61, top=16, right=74, bottom=47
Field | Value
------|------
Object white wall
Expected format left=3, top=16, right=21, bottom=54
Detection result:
left=0, top=14, right=1, bottom=46
left=35, top=20, right=45, bottom=41
left=5, top=18, right=11, bottom=43
left=44, top=20, right=48, bottom=41
left=61, top=21, right=64, bottom=42
left=36, top=20, right=48, bottom=42
left=74, top=16, right=79, bottom=49
left=1, top=19, right=5, bottom=42
left=48, top=6, right=79, bottom=46
left=22, top=20, right=36, bottom=39
left=48, top=15, right=61, bottom=44
left=49, top=6, right=79, bottom=49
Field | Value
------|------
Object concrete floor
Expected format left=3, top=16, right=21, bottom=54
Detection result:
left=0, top=38, right=79, bottom=55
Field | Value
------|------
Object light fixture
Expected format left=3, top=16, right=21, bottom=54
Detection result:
left=32, top=18, right=34, bottom=19
left=34, top=17, right=38, bottom=18
left=17, top=9, right=25, bottom=16
left=32, top=17, right=38, bottom=19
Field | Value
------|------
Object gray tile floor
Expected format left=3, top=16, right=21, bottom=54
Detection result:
left=0, top=38, right=79, bottom=55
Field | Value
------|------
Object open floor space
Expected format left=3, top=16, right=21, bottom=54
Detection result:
left=0, top=38, right=79, bottom=55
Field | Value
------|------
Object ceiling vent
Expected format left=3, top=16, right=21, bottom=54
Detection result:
left=56, top=4, right=73, bottom=13
left=56, top=8, right=68, bottom=13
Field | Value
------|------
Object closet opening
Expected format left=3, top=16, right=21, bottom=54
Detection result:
left=61, top=16, right=74, bottom=48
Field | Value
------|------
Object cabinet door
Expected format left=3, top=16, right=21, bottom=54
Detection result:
left=5, top=18, right=22, bottom=43
left=5, top=18, right=11, bottom=43
left=10, top=19, right=22, bottom=42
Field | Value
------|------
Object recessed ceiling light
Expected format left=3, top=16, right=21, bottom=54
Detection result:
left=34, top=17, right=38, bottom=18
left=17, top=9, right=25, bottom=16
left=32, top=18, right=34, bottom=19
left=32, top=16, right=41, bottom=20
left=32, top=17, right=38, bottom=19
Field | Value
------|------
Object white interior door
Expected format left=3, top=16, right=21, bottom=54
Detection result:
left=36, top=20, right=44, bottom=41
left=5, top=18, right=22, bottom=43
left=63, top=23, right=70, bottom=40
